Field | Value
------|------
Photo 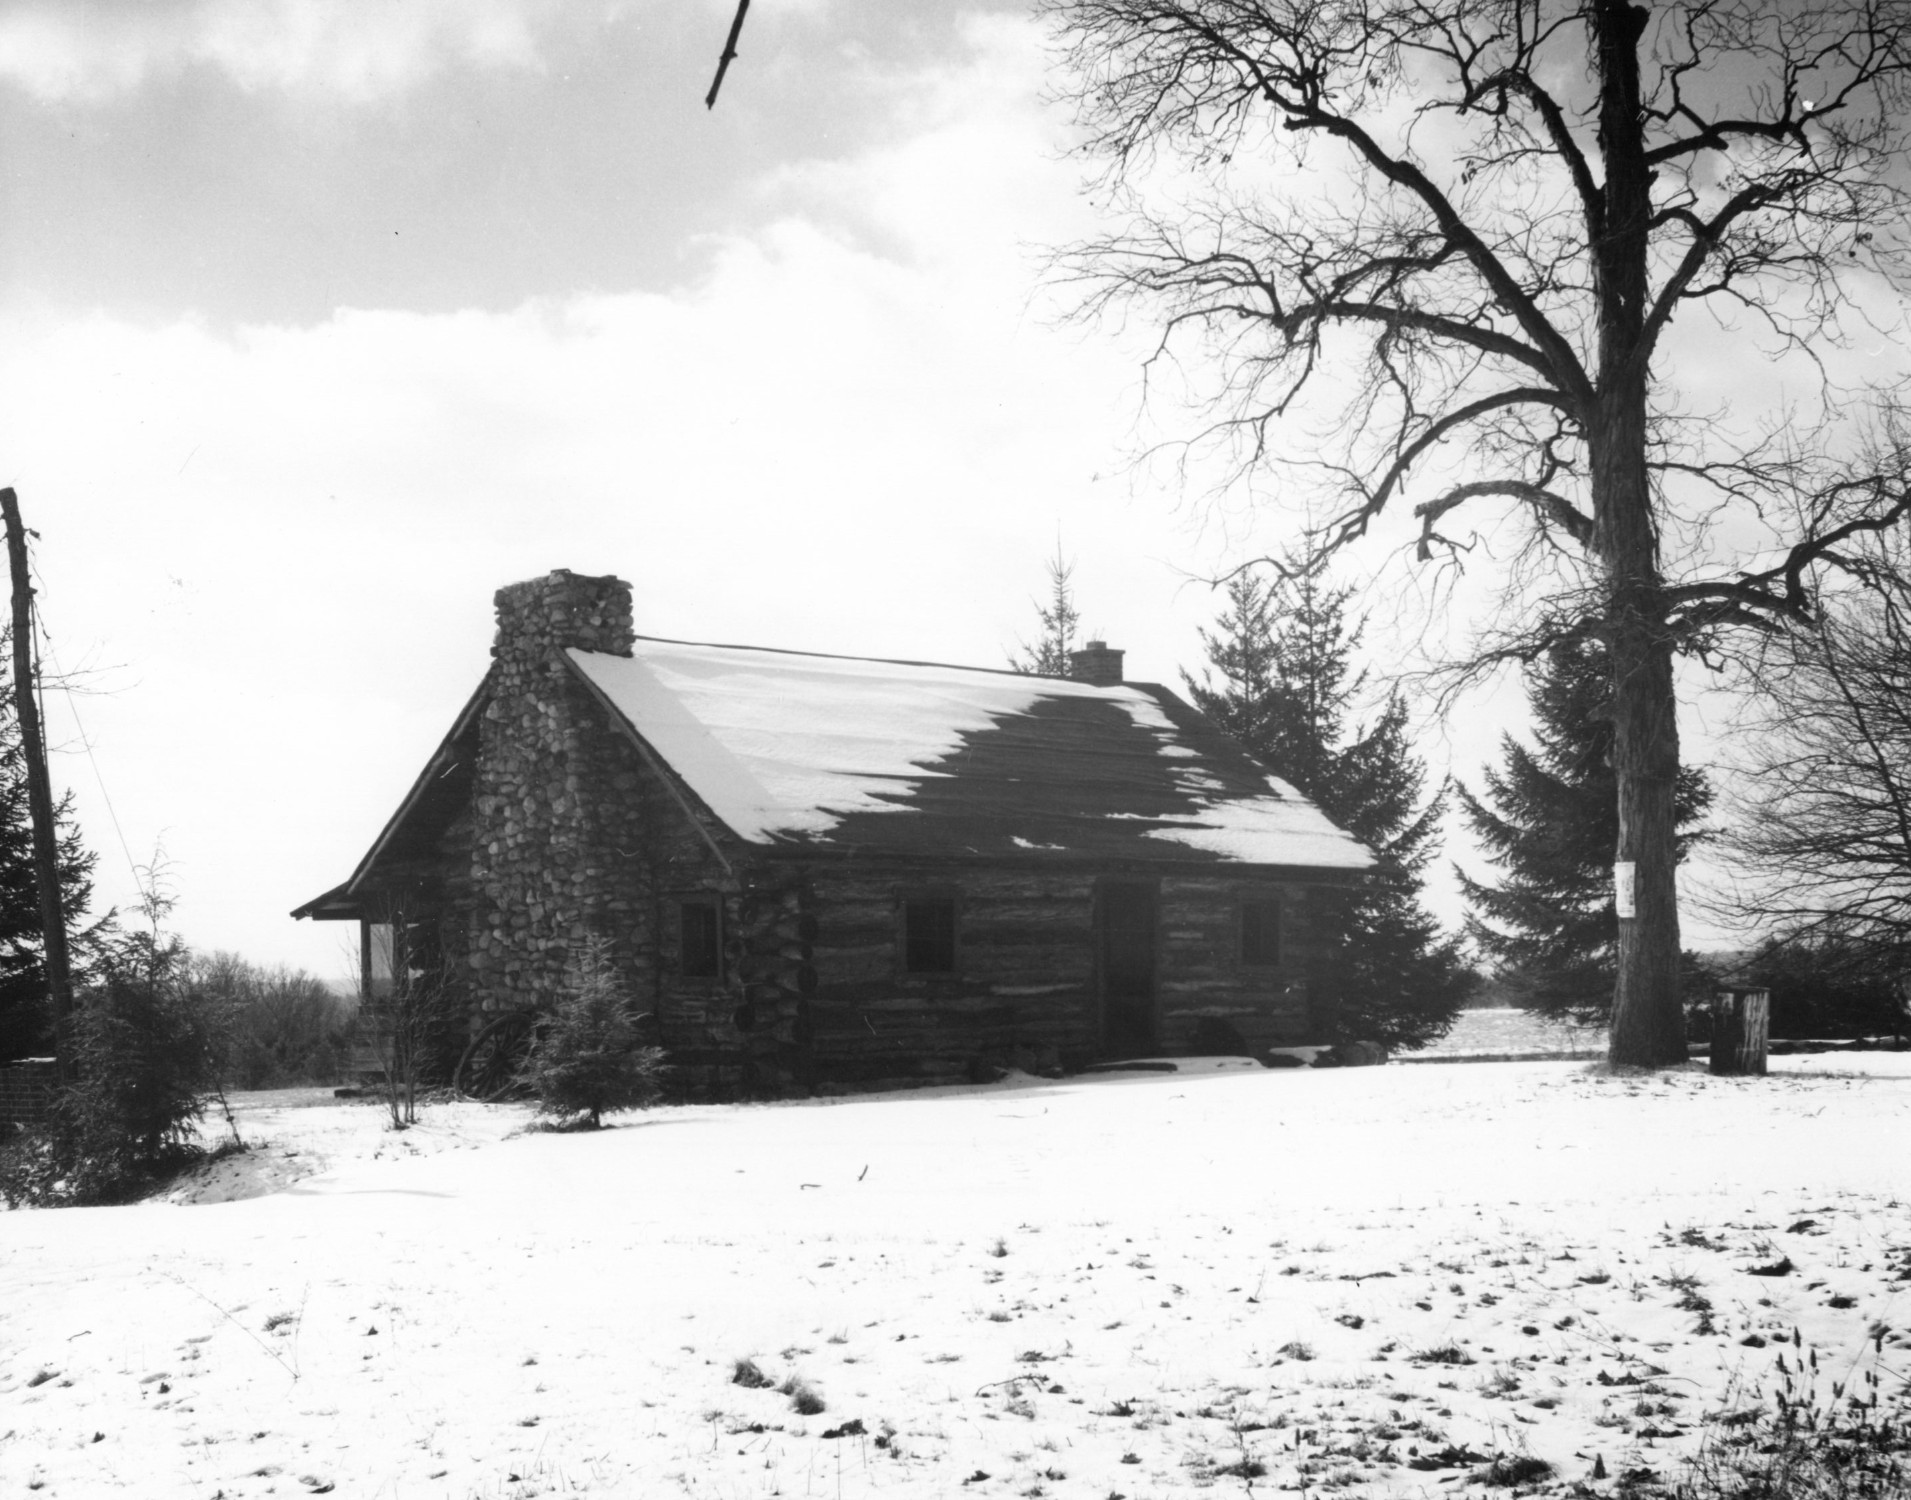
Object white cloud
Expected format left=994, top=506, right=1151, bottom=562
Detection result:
left=0, top=8, right=1585, bottom=971
left=0, top=259, right=1161, bottom=966
left=0, top=15, right=1192, bottom=968
left=0, top=0, right=558, bottom=102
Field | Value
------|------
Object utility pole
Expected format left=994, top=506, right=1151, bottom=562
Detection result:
left=0, top=488, right=73, bottom=1081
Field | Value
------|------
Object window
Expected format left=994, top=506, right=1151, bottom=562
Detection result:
left=362, top=921, right=395, bottom=1000
left=902, top=897, right=957, bottom=974
left=1240, top=898, right=1282, bottom=967
left=679, top=898, right=721, bottom=978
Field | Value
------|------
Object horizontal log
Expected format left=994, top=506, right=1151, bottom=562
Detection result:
left=741, top=938, right=813, bottom=962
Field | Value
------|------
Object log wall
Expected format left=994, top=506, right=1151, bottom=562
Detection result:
left=1157, top=876, right=1315, bottom=1053
left=789, top=865, right=1322, bottom=1088
left=804, top=864, right=1101, bottom=1087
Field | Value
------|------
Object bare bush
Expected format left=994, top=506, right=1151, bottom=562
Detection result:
left=191, top=952, right=355, bottom=1088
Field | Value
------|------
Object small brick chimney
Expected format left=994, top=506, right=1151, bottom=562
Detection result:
left=1068, top=640, right=1124, bottom=686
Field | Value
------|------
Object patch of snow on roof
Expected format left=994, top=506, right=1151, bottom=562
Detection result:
left=570, top=643, right=1077, bottom=841
left=1142, top=804, right=1371, bottom=867
left=1119, top=684, right=1371, bottom=869
left=568, top=639, right=1371, bottom=867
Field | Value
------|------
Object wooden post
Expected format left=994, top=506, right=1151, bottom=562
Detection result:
left=1709, top=987, right=1770, bottom=1077
left=0, top=489, right=73, bottom=1083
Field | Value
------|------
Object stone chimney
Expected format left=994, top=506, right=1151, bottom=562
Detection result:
left=1068, top=640, right=1124, bottom=686
left=491, top=569, right=634, bottom=667
left=471, top=569, right=641, bottom=1016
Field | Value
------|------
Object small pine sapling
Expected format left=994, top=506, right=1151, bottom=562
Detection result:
left=529, top=941, right=665, bottom=1128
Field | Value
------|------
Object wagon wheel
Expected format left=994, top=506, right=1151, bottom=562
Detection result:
left=455, top=1011, right=544, bottom=1101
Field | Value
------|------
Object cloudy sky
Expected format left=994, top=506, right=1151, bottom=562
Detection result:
left=0, top=0, right=1817, bottom=978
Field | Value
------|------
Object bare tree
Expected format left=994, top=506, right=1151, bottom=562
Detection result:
left=1042, top=0, right=1911, bottom=1064
left=191, top=952, right=355, bottom=1089
left=357, top=901, right=462, bottom=1129
left=1721, top=528, right=1911, bottom=976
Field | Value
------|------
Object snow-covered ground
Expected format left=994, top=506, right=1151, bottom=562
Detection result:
left=1415, top=1008, right=1607, bottom=1059
left=4, top=1055, right=1909, bottom=1498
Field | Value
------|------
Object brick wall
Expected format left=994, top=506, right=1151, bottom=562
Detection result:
left=0, top=1058, right=57, bottom=1126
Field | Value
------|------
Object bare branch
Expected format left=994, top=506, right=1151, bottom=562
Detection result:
left=705, top=0, right=751, bottom=110
left=1411, top=478, right=1596, bottom=561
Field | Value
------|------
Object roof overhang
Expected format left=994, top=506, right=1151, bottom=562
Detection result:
left=289, top=881, right=362, bottom=922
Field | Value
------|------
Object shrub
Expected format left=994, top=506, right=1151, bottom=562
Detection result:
left=781, top=1375, right=826, bottom=1416
left=528, top=941, right=664, bottom=1128
left=1742, top=932, right=1905, bottom=1041
left=2, top=926, right=226, bottom=1207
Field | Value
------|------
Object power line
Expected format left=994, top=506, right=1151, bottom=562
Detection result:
left=25, top=557, right=148, bottom=901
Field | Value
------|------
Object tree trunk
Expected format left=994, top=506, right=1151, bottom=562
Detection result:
left=1604, top=570, right=1688, bottom=1067
left=1591, top=0, right=1689, bottom=1068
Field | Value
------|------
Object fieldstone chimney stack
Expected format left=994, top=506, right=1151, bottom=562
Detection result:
left=491, top=569, right=635, bottom=666
left=1068, top=640, right=1124, bottom=686
left=472, top=569, right=641, bottom=1016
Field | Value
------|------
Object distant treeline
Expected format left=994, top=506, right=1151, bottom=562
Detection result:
left=190, top=952, right=357, bottom=1089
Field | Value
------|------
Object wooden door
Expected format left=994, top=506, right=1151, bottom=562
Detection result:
left=1098, top=881, right=1158, bottom=1055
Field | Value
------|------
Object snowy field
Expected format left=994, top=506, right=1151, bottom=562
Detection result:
left=1414, top=1008, right=1607, bottom=1060
left=4, top=1056, right=1910, bottom=1498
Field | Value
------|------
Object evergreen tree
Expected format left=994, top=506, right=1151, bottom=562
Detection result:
left=1187, top=568, right=1473, bottom=1050
left=530, top=941, right=666, bottom=1127
left=4, top=879, right=228, bottom=1207
left=1011, top=548, right=1081, bottom=677
left=1457, top=638, right=1712, bottom=1024
left=1183, top=572, right=1282, bottom=767
left=0, top=674, right=100, bottom=1062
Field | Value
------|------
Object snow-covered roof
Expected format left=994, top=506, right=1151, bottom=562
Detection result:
left=566, top=638, right=1372, bottom=870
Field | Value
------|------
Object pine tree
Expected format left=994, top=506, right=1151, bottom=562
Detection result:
left=1457, top=637, right=1712, bottom=1024
left=1325, top=698, right=1476, bottom=1050
left=530, top=941, right=665, bottom=1127
left=1011, top=548, right=1081, bottom=677
left=1182, top=572, right=1282, bottom=765
left=0, top=677, right=99, bottom=1062
left=1186, top=569, right=1473, bottom=1050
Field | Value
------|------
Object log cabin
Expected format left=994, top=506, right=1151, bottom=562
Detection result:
left=294, top=569, right=1373, bottom=1094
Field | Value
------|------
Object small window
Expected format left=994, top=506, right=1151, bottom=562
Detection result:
left=1241, top=898, right=1282, bottom=967
left=902, top=897, right=957, bottom=974
left=363, top=922, right=396, bottom=1000
left=680, top=899, right=721, bottom=978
